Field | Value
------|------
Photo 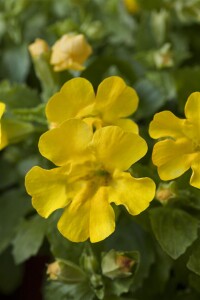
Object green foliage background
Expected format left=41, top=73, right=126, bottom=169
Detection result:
left=1, top=0, right=200, bottom=299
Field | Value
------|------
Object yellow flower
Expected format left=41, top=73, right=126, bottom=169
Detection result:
left=46, top=76, right=139, bottom=133
left=0, top=102, right=5, bottom=147
left=28, top=38, right=49, bottom=58
left=149, top=92, right=200, bottom=189
left=50, top=34, right=92, bottom=72
left=25, top=119, right=155, bottom=243
left=123, top=0, right=140, bottom=14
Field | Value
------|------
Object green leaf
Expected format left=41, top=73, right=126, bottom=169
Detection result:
left=49, top=259, right=87, bottom=284
left=12, top=214, right=47, bottom=264
left=136, top=244, right=172, bottom=297
left=0, top=80, right=40, bottom=109
left=82, top=56, right=136, bottom=89
left=189, top=273, right=200, bottom=294
left=187, top=238, right=200, bottom=275
left=0, top=189, right=32, bottom=254
left=134, top=78, right=165, bottom=119
left=46, top=212, right=84, bottom=262
left=0, top=248, right=23, bottom=294
left=2, top=118, right=34, bottom=145
left=173, top=67, right=200, bottom=113
left=149, top=207, right=199, bottom=259
left=105, top=214, right=155, bottom=291
left=0, top=44, right=30, bottom=82
left=0, top=159, right=18, bottom=190
left=44, top=281, right=94, bottom=300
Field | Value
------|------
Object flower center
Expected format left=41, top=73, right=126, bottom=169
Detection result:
left=183, top=120, right=200, bottom=152
left=93, top=169, right=111, bottom=186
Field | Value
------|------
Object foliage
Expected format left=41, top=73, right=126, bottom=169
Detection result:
left=1, top=0, right=200, bottom=299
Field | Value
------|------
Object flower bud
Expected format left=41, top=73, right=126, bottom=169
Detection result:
left=28, top=38, right=49, bottom=58
left=50, top=33, right=92, bottom=71
left=153, top=43, right=174, bottom=69
left=156, top=182, right=176, bottom=204
left=47, top=259, right=86, bottom=283
left=101, top=249, right=139, bottom=279
left=123, top=0, right=140, bottom=14
left=47, top=261, right=61, bottom=280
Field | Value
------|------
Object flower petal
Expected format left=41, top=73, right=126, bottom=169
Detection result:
left=95, top=76, right=138, bottom=120
left=25, top=166, right=72, bottom=218
left=92, top=126, right=147, bottom=171
left=39, top=119, right=93, bottom=166
left=58, top=183, right=91, bottom=242
left=90, top=186, right=115, bottom=243
left=109, top=171, right=155, bottom=215
left=111, top=118, right=139, bottom=134
left=152, top=138, right=194, bottom=180
left=184, top=92, right=200, bottom=140
left=149, top=111, right=185, bottom=139
left=0, top=102, right=5, bottom=118
left=185, top=92, right=200, bottom=121
left=0, top=102, right=5, bottom=145
left=58, top=184, right=115, bottom=243
left=46, top=77, right=95, bottom=125
left=190, top=153, right=200, bottom=189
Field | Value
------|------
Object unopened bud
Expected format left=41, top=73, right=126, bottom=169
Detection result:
left=50, top=33, right=92, bottom=72
left=101, top=249, right=139, bottom=279
left=156, top=182, right=176, bottom=204
left=47, top=262, right=61, bottom=280
left=28, top=38, right=49, bottom=58
left=123, top=0, right=140, bottom=14
left=47, top=259, right=86, bottom=283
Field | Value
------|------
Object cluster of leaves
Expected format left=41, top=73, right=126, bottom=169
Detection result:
left=1, top=0, right=200, bottom=299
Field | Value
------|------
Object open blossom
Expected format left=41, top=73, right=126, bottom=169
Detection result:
left=149, top=92, right=200, bottom=189
left=46, top=76, right=139, bottom=133
left=25, top=120, right=155, bottom=243
left=50, top=34, right=92, bottom=72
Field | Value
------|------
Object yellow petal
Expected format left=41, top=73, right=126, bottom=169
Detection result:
left=25, top=166, right=71, bottom=218
left=95, top=76, right=138, bottom=121
left=92, top=126, right=147, bottom=171
left=0, top=102, right=5, bottom=118
left=58, top=182, right=91, bottom=242
left=0, top=129, right=8, bottom=150
left=90, top=186, right=115, bottom=243
left=39, top=119, right=93, bottom=166
left=185, top=92, right=200, bottom=121
left=152, top=138, right=194, bottom=180
left=190, top=153, right=200, bottom=189
left=58, top=184, right=115, bottom=243
left=111, top=118, right=139, bottom=134
left=184, top=92, right=200, bottom=139
left=46, top=77, right=95, bottom=125
left=149, top=111, right=185, bottom=139
left=0, top=102, right=5, bottom=145
left=109, top=171, right=155, bottom=215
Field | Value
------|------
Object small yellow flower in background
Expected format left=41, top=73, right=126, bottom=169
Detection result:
left=47, top=262, right=61, bottom=280
left=50, top=34, right=92, bottom=72
left=123, top=0, right=140, bottom=14
left=0, top=102, right=5, bottom=147
left=149, top=92, right=200, bottom=189
left=46, top=76, right=139, bottom=133
left=28, top=38, right=49, bottom=58
left=25, top=119, right=155, bottom=243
